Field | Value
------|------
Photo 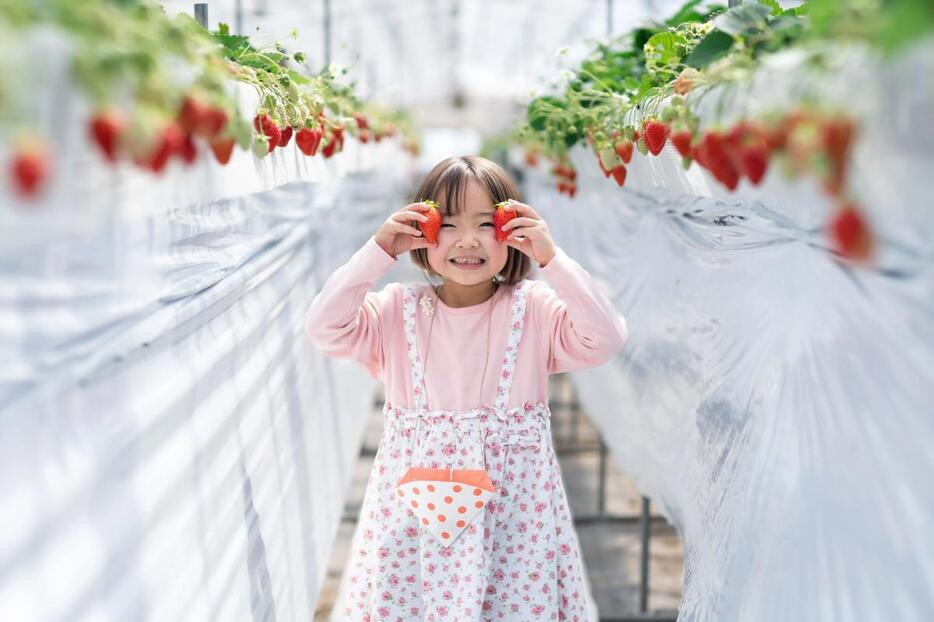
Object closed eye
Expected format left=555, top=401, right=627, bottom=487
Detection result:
left=480, top=222, right=494, bottom=227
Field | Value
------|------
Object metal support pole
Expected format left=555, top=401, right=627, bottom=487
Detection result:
left=606, top=0, right=614, bottom=38
left=638, top=496, right=651, bottom=612
left=234, top=0, right=243, bottom=34
left=728, top=0, right=742, bottom=6
left=193, top=3, right=208, bottom=28
left=323, top=0, right=332, bottom=67
left=597, top=438, right=608, bottom=514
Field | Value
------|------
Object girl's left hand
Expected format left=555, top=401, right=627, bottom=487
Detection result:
left=500, top=200, right=558, bottom=267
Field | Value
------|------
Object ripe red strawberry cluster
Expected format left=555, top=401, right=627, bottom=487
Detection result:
left=552, top=162, right=577, bottom=197
left=573, top=107, right=872, bottom=262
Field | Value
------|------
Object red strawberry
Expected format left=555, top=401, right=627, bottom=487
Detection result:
left=643, top=121, right=669, bottom=156
left=525, top=151, right=539, bottom=167
left=278, top=126, right=293, bottom=147
left=209, top=136, right=236, bottom=165
left=611, top=165, right=627, bottom=187
left=419, top=200, right=442, bottom=244
left=178, top=95, right=210, bottom=135
left=10, top=140, right=50, bottom=199
left=253, top=113, right=281, bottom=151
left=352, top=112, right=369, bottom=130
left=614, top=140, right=633, bottom=164
left=567, top=183, right=577, bottom=198
left=203, top=107, right=229, bottom=138
left=322, top=135, right=338, bottom=158
left=134, top=122, right=184, bottom=173
left=177, top=133, right=198, bottom=165
left=89, top=110, right=125, bottom=163
left=696, top=131, right=739, bottom=190
left=830, top=204, right=873, bottom=261
left=494, top=201, right=518, bottom=242
left=738, top=145, right=768, bottom=185
left=670, top=131, right=693, bottom=158
left=597, top=154, right=611, bottom=179
left=296, top=127, right=322, bottom=156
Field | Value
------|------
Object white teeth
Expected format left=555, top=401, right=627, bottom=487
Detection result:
left=451, top=258, right=484, bottom=265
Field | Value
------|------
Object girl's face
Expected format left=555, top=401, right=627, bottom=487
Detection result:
left=426, top=179, right=509, bottom=287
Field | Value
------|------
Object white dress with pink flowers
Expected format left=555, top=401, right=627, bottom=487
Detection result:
left=334, top=280, right=591, bottom=621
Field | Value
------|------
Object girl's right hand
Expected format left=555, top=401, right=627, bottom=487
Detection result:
left=374, top=202, right=436, bottom=259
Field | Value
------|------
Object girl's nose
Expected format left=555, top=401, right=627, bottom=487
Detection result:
left=455, top=233, right=480, bottom=248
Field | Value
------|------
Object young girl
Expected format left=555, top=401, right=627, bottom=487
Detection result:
left=306, top=156, right=627, bottom=621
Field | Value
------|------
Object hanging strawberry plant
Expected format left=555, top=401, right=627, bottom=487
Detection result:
left=0, top=0, right=421, bottom=202
left=510, top=0, right=934, bottom=262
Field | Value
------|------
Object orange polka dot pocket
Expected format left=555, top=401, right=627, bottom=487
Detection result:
left=395, top=468, right=496, bottom=547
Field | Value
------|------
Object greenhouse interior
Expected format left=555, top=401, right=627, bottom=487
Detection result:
left=1, top=0, right=932, bottom=621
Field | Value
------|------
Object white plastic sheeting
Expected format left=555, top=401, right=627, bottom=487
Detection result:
left=521, top=43, right=934, bottom=622
left=0, top=40, right=420, bottom=614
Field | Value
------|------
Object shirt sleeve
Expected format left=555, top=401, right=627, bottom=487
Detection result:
left=305, top=236, right=399, bottom=378
left=534, top=247, right=628, bottom=374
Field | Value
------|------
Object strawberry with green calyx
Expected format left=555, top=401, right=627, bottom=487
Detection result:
left=278, top=126, right=293, bottom=147
left=670, top=130, right=693, bottom=159
left=695, top=130, right=739, bottom=191
left=209, top=136, right=236, bottom=165
left=177, top=133, right=198, bottom=165
left=726, top=122, right=770, bottom=186
left=494, top=201, right=518, bottom=242
left=10, top=138, right=51, bottom=199
left=130, top=120, right=184, bottom=174
left=418, top=199, right=442, bottom=244
left=642, top=119, right=669, bottom=156
left=178, top=95, right=211, bottom=137
left=614, top=139, right=633, bottom=164
left=296, top=125, right=323, bottom=156
left=253, top=113, right=281, bottom=152
left=820, top=116, right=856, bottom=197
left=598, top=146, right=619, bottom=175
left=89, top=109, right=126, bottom=164
left=830, top=202, right=873, bottom=262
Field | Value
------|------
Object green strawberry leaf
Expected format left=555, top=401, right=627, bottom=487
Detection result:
left=684, top=30, right=734, bottom=67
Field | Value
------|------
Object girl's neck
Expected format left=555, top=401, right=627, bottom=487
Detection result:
left=437, top=279, right=498, bottom=308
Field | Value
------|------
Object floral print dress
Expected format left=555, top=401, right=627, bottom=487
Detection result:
left=334, top=280, right=591, bottom=621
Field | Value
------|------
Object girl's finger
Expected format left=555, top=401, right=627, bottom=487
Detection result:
left=501, top=216, right=538, bottom=231
left=408, top=237, right=434, bottom=250
left=393, top=221, right=423, bottom=237
left=401, top=202, right=433, bottom=213
left=393, top=210, right=428, bottom=223
left=503, top=200, right=541, bottom=220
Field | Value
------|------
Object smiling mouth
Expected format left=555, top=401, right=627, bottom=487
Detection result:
left=449, top=257, right=485, bottom=265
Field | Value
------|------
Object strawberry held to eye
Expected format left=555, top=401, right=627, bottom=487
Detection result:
left=494, top=201, right=518, bottom=242
left=418, top=199, right=442, bottom=244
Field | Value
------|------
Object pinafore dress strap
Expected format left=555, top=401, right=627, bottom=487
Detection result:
left=493, top=280, right=531, bottom=411
left=401, top=285, right=428, bottom=412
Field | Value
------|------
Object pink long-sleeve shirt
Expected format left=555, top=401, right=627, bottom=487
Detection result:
left=305, top=237, right=628, bottom=410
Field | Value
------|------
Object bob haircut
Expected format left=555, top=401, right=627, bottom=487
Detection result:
left=409, top=156, right=531, bottom=285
